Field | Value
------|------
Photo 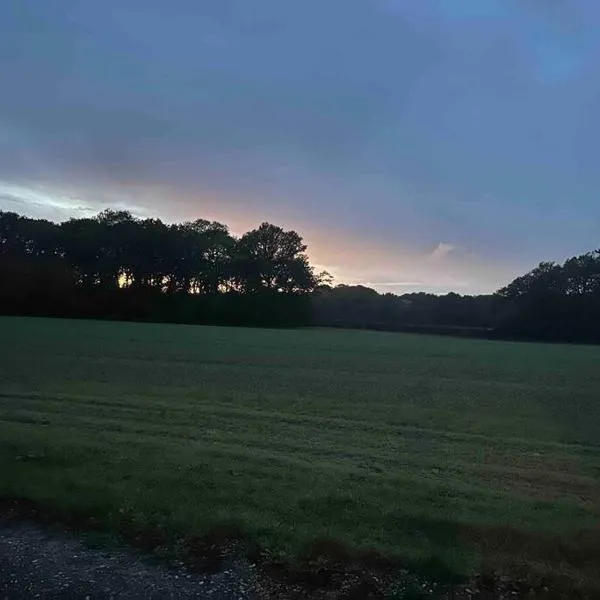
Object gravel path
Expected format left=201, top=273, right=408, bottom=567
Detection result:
left=0, top=520, right=257, bottom=599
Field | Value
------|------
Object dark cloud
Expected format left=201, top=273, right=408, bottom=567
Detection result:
left=0, top=1, right=436, bottom=187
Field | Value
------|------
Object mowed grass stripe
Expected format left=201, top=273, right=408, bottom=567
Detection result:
left=3, top=391, right=600, bottom=460
left=3, top=396, right=600, bottom=487
left=3, top=401, right=600, bottom=513
left=1, top=419, right=590, bottom=537
left=1, top=380, right=593, bottom=449
left=3, top=417, right=598, bottom=515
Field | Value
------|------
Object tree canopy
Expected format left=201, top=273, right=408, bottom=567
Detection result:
left=0, top=210, right=322, bottom=327
left=1, top=208, right=598, bottom=342
left=495, top=251, right=600, bottom=342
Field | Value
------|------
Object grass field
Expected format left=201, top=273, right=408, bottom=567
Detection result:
left=2, top=317, right=600, bottom=588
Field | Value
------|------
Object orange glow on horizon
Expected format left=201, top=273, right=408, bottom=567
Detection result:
left=1, top=179, right=515, bottom=294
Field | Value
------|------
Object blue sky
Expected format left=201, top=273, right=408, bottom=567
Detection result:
left=1, top=0, right=599, bottom=293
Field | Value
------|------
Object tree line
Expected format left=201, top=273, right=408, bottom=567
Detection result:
left=1, top=208, right=599, bottom=342
left=313, top=251, right=600, bottom=343
left=0, top=209, right=324, bottom=326
left=312, top=286, right=497, bottom=337
left=495, top=253, right=600, bottom=342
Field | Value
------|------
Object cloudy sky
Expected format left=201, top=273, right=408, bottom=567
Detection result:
left=1, top=0, right=599, bottom=294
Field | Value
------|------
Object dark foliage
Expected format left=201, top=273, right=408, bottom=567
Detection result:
left=495, top=252, right=600, bottom=343
left=311, top=285, right=498, bottom=337
left=1, top=209, right=598, bottom=341
left=313, top=250, right=600, bottom=343
left=0, top=210, right=319, bottom=327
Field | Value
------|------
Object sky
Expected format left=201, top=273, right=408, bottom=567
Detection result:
left=1, top=0, right=599, bottom=294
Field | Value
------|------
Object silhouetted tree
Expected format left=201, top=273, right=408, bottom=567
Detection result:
left=496, top=251, right=600, bottom=342
left=2, top=208, right=599, bottom=341
left=233, top=223, right=318, bottom=293
left=0, top=210, right=320, bottom=327
left=312, top=284, right=497, bottom=335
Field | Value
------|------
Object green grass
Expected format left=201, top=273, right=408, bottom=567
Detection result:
left=2, top=316, right=600, bottom=583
